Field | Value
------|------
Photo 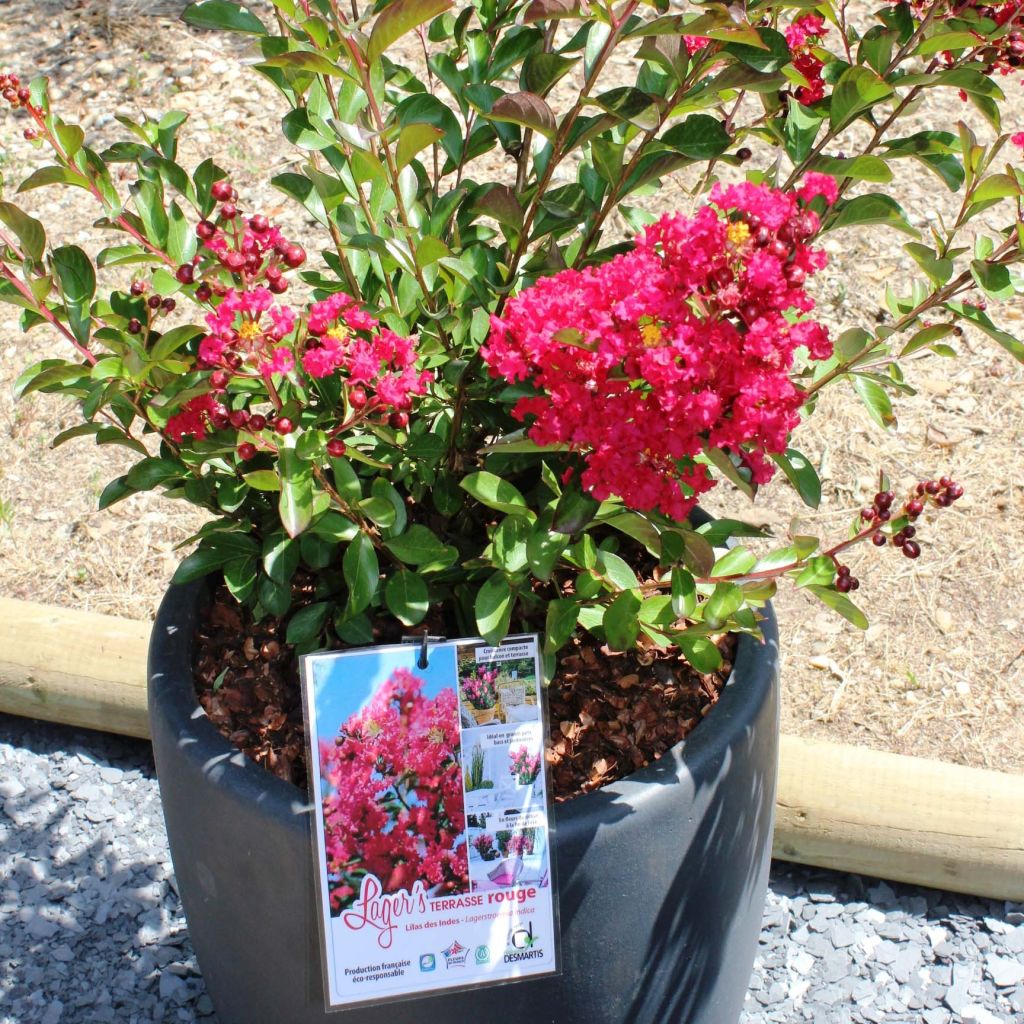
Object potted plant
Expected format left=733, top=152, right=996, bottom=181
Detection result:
left=460, top=665, right=502, bottom=724
left=509, top=744, right=542, bottom=787
left=0, top=0, right=1018, bottom=1018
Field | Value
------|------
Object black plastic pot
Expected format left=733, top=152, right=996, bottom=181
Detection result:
left=149, top=580, right=779, bottom=1024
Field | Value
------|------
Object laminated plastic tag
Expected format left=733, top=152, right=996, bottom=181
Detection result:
left=300, top=634, right=559, bottom=1011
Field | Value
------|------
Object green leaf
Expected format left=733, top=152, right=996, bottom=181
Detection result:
left=243, top=469, right=280, bottom=491
left=259, top=50, right=344, bottom=77
left=806, top=584, right=868, bottom=628
left=223, top=557, right=257, bottom=603
left=795, top=554, right=835, bottom=587
left=946, top=301, right=1024, bottom=363
left=383, top=524, right=451, bottom=565
left=915, top=30, right=981, bottom=55
left=396, top=122, right=444, bottom=169
left=671, top=568, right=696, bottom=619
left=603, top=590, right=641, bottom=651
left=0, top=202, right=45, bottom=262
left=970, top=260, right=1016, bottom=301
left=461, top=471, right=531, bottom=516
left=904, top=242, right=953, bottom=286
left=596, top=550, right=639, bottom=591
left=310, top=511, right=359, bottom=542
left=784, top=98, right=825, bottom=163
left=17, top=165, right=88, bottom=193
left=488, top=91, right=556, bottom=140
left=263, top=533, right=300, bottom=584
left=125, top=457, right=181, bottom=490
left=491, top=515, right=531, bottom=572
left=660, top=114, right=730, bottom=160
left=544, top=597, right=579, bottom=655
left=711, top=547, right=757, bottom=577
left=724, top=27, right=790, bottom=72
left=385, top=571, right=429, bottom=626
left=771, top=448, right=821, bottom=509
left=677, top=633, right=722, bottom=674
left=829, top=66, right=893, bottom=131
left=825, top=194, right=919, bottom=238
left=367, top=0, right=452, bottom=66
left=172, top=544, right=232, bottom=583
left=51, top=245, right=96, bottom=345
left=343, top=533, right=379, bottom=613
left=853, top=375, right=896, bottom=429
left=278, top=437, right=314, bottom=538
left=286, top=602, right=330, bottom=645
left=98, top=475, right=134, bottom=510
left=551, top=475, right=600, bottom=534
left=475, top=572, right=514, bottom=644
left=181, top=1, right=268, bottom=34
left=703, top=581, right=744, bottom=625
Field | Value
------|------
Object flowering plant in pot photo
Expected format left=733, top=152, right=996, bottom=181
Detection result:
left=1, top=0, right=1022, bottom=1016
left=460, top=664, right=501, bottom=723
left=509, top=743, right=542, bottom=785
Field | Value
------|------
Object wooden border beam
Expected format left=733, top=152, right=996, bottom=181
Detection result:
left=1, top=597, right=1021, bottom=900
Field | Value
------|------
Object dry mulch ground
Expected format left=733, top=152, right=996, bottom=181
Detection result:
left=0, top=1, right=1022, bottom=775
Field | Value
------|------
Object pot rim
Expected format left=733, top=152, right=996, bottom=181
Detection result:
left=148, top=579, right=778, bottom=834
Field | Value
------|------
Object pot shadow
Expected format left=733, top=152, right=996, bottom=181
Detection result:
left=0, top=713, right=199, bottom=1015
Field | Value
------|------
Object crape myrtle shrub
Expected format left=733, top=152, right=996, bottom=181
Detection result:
left=0, top=0, right=1019, bottom=680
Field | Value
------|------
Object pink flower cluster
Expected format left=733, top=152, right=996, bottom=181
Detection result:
left=318, top=669, right=468, bottom=914
left=460, top=667, right=500, bottom=710
left=509, top=745, right=541, bottom=785
left=499, top=830, right=535, bottom=857
left=472, top=833, right=496, bottom=858
left=786, top=13, right=828, bottom=105
left=482, top=180, right=834, bottom=519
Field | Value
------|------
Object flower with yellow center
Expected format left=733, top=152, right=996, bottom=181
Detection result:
left=237, top=320, right=262, bottom=342
left=640, top=320, right=664, bottom=347
left=325, top=324, right=351, bottom=343
left=726, top=220, right=751, bottom=247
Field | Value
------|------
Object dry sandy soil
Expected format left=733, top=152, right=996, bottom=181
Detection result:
left=0, top=0, right=1022, bottom=773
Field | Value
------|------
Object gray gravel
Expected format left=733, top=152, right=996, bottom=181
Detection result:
left=2, top=713, right=1022, bottom=1024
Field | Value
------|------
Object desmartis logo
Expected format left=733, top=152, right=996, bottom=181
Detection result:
left=441, top=940, right=470, bottom=968
left=504, top=922, right=544, bottom=964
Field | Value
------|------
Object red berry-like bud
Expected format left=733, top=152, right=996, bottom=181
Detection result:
left=785, top=264, right=806, bottom=287
left=237, top=442, right=257, bottom=461
left=211, top=180, right=233, bottom=202
left=836, top=575, right=853, bottom=593
left=265, top=265, right=282, bottom=282
left=735, top=147, right=752, bottom=162
left=849, top=578, right=860, bottom=591
left=148, top=295, right=162, bottom=310
left=220, top=203, right=238, bottom=220
left=769, top=239, right=789, bottom=260
left=902, top=525, right=916, bottom=539
left=175, top=263, right=194, bottom=285
left=229, top=409, right=248, bottom=429
left=939, top=476, right=952, bottom=488
left=755, top=226, right=772, bottom=247
left=282, top=244, right=306, bottom=268
left=388, top=411, right=409, bottom=430
left=249, top=214, right=269, bottom=233
left=947, top=483, right=964, bottom=500
left=273, top=239, right=290, bottom=256
left=268, top=277, right=289, bottom=294
left=902, top=540, right=921, bottom=559
left=196, top=220, right=217, bottom=240
left=195, top=283, right=212, bottom=302
left=226, top=353, right=243, bottom=370
left=837, top=565, right=851, bottom=577
left=326, top=438, right=347, bottom=458
left=861, top=507, right=875, bottom=521
left=210, top=370, right=230, bottom=389
left=906, top=499, right=924, bottom=518
left=130, top=280, right=147, bottom=296
left=248, top=414, right=267, bottom=431
left=874, top=491, right=894, bottom=509
left=274, top=417, right=294, bottom=435
left=211, top=413, right=230, bottom=430
left=127, top=318, right=142, bottom=334
left=877, top=508, right=891, bottom=522
left=349, top=387, right=367, bottom=409
left=17, top=88, right=30, bottom=103
left=892, top=531, right=907, bottom=547
left=161, top=298, right=176, bottom=312
left=924, top=480, right=940, bottom=495
left=224, top=251, right=246, bottom=272
left=871, top=531, right=886, bottom=546
left=936, top=493, right=953, bottom=507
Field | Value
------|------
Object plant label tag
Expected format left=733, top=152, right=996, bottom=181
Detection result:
left=300, top=634, right=559, bottom=1010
